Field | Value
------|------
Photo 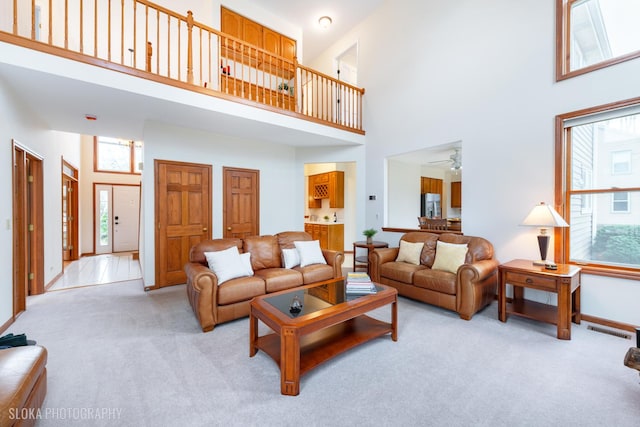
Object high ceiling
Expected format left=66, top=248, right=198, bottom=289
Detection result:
left=0, top=1, right=384, bottom=144
left=257, top=0, right=384, bottom=61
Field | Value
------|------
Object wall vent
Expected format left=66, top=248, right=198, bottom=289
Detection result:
left=587, top=325, right=632, bottom=340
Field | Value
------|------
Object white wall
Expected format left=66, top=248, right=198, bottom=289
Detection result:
left=311, top=0, right=640, bottom=325
left=141, top=121, right=302, bottom=286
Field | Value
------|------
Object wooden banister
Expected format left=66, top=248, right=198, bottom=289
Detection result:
left=0, top=0, right=365, bottom=134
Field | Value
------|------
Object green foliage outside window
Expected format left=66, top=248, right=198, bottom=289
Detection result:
left=592, top=225, right=640, bottom=265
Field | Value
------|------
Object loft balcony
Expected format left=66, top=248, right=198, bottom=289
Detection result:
left=0, top=0, right=365, bottom=144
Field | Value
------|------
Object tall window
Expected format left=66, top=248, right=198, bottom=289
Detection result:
left=556, top=0, right=640, bottom=80
left=95, top=136, right=142, bottom=174
left=556, top=98, right=640, bottom=276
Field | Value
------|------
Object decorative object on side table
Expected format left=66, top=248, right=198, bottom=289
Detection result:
left=363, top=228, right=377, bottom=244
left=521, top=202, right=569, bottom=266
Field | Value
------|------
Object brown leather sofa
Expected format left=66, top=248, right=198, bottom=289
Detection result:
left=0, top=345, right=48, bottom=427
left=369, top=232, right=498, bottom=320
left=184, top=231, right=344, bottom=332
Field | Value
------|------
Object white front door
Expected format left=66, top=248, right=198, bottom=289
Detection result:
left=95, top=184, right=140, bottom=254
left=113, top=185, right=140, bottom=252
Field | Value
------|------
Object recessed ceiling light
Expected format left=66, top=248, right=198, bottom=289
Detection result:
left=318, top=16, right=332, bottom=29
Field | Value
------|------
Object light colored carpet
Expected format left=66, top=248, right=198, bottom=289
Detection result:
left=7, top=280, right=640, bottom=426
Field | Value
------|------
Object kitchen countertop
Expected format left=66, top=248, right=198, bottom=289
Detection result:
left=305, top=221, right=344, bottom=225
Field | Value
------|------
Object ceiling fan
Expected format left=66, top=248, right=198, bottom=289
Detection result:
left=428, top=148, right=462, bottom=170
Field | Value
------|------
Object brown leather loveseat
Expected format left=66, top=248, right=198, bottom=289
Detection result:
left=0, top=345, right=48, bottom=427
left=184, top=231, right=344, bottom=332
left=369, top=232, right=498, bottom=320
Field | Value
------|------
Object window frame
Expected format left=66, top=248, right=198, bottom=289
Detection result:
left=556, top=0, right=640, bottom=81
left=611, top=192, right=630, bottom=213
left=555, top=96, right=640, bottom=279
left=93, top=136, right=142, bottom=175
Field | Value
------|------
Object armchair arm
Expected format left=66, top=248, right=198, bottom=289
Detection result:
left=369, top=247, right=399, bottom=282
left=184, top=262, right=219, bottom=332
left=456, top=259, right=499, bottom=320
left=322, top=249, right=345, bottom=278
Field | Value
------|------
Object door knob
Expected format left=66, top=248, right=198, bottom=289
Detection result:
left=202, top=227, right=208, bottom=232
left=227, top=226, right=232, bottom=231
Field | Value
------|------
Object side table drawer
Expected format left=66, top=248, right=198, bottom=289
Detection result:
left=505, top=271, right=556, bottom=291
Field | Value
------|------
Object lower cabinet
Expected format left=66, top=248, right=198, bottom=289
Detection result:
left=304, top=223, right=344, bottom=252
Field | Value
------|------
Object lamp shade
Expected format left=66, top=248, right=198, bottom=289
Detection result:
left=521, top=202, right=569, bottom=228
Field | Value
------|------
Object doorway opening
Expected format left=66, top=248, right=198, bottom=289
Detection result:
left=12, top=140, right=45, bottom=317
left=62, top=159, right=79, bottom=266
left=335, top=42, right=358, bottom=126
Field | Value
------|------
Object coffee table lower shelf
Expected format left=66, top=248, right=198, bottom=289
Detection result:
left=255, top=315, right=392, bottom=378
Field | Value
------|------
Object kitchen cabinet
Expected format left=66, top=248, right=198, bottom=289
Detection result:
left=221, top=7, right=297, bottom=78
left=421, top=177, right=443, bottom=195
left=308, top=171, right=344, bottom=208
left=451, top=181, right=461, bottom=208
left=304, top=223, right=344, bottom=252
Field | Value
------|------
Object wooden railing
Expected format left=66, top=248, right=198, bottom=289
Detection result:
left=0, top=0, right=365, bottom=134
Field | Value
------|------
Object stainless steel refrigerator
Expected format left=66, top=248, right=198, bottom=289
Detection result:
left=421, top=193, right=441, bottom=218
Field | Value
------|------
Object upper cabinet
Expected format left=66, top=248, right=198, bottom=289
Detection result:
left=421, top=177, right=443, bottom=195
left=308, top=171, right=344, bottom=208
left=451, top=181, right=461, bottom=208
left=221, top=7, right=297, bottom=67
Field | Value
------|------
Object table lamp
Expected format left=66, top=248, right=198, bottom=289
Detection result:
left=521, top=202, right=569, bottom=266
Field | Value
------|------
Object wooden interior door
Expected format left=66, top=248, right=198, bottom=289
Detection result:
left=61, top=160, right=78, bottom=262
left=13, top=140, right=44, bottom=318
left=223, top=167, right=259, bottom=238
left=155, top=160, right=211, bottom=287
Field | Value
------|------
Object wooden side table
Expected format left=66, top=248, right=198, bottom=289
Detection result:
left=498, top=259, right=581, bottom=340
left=353, top=241, right=388, bottom=274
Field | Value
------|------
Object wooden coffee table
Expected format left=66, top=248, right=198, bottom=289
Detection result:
left=249, top=277, right=398, bottom=395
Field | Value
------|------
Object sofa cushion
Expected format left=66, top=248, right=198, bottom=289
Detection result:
left=439, top=234, right=494, bottom=263
left=294, top=240, right=327, bottom=267
left=380, top=261, right=427, bottom=283
left=255, top=268, right=304, bottom=293
left=395, top=240, right=424, bottom=265
left=204, top=247, right=253, bottom=285
left=413, top=269, right=457, bottom=295
left=399, top=232, right=439, bottom=267
left=243, top=235, right=282, bottom=270
left=276, top=231, right=312, bottom=248
left=189, top=238, right=243, bottom=266
left=217, top=275, right=266, bottom=305
left=281, top=248, right=301, bottom=269
left=294, top=264, right=334, bottom=284
left=432, top=241, right=468, bottom=274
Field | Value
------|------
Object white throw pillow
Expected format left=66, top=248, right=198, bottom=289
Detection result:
left=294, top=240, right=327, bottom=267
left=281, top=248, right=301, bottom=269
left=204, top=246, right=253, bottom=285
left=395, top=240, right=424, bottom=265
left=431, top=241, right=468, bottom=274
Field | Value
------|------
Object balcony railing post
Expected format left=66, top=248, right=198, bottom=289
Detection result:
left=186, top=10, right=194, bottom=84
left=146, top=41, right=153, bottom=72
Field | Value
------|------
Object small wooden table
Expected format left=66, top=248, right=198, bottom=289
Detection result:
left=352, top=240, right=388, bottom=273
left=498, top=259, right=581, bottom=340
left=250, top=278, right=397, bottom=395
